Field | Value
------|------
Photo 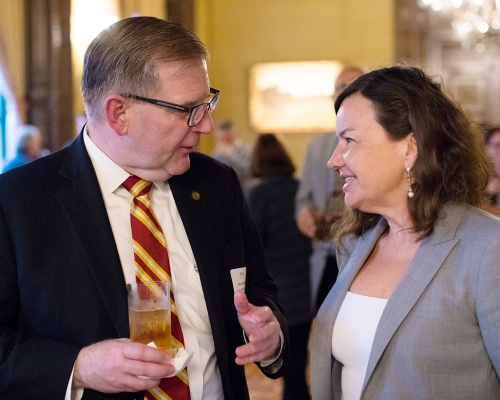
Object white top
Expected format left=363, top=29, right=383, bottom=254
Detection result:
left=332, top=291, right=388, bottom=400
left=66, top=130, right=222, bottom=400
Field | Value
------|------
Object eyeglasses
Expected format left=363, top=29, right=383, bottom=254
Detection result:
left=123, top=87, right=220, bottom=127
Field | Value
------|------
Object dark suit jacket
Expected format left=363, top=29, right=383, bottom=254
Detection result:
left=0, top=134, right=288, bottom=400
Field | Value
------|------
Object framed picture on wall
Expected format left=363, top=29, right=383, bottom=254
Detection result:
left=249, top=60, right=343, bottom=133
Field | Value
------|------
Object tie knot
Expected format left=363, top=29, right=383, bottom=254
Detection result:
left=122, top=176, right=152, bottom=197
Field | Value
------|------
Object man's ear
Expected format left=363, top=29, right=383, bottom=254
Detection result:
left=103, top=94, right=129, bottom=136
left=404, top=133, right=418, bottom=168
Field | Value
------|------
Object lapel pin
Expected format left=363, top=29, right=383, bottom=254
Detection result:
left=191, top=191, right=201, bottom=201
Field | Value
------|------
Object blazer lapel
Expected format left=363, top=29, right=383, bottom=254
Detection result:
left=55, top=136, right=129, bottom=337
left=326, top=219, right=388, bottom=317
left=311, top=220, right=387, bottom=399
left=362, top=205, right=465, bottom=391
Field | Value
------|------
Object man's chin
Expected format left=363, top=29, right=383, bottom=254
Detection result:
left=166, top=157, right=191, bottom=178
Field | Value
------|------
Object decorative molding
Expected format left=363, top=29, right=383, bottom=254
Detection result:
left=25, top=0, right=74, bottom=151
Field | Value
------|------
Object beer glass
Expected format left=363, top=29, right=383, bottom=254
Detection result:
left=127, top=280, right=172, bottom=355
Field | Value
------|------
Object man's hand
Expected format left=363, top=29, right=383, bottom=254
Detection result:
left=73, top=339, right=175, bottom=393
left=297, top=205, right=323, bottom=238
left=234, top=290, right=280, bottom=365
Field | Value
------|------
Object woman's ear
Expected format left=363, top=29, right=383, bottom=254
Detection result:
left=404, top=133, right=418, bottom=169
left=103, top=94, right=129, bottom=136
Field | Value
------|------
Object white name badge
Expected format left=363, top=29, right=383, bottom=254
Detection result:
left=230, top=267, right=247, bottom=292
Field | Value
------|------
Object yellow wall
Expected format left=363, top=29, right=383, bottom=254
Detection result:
left=0, top=0, right=395, bottom=173
left=71, top=0, right=166, bottom=121
left=195, top=0, right=395, bottom=175
left=0, top=0, right=26, bottom=120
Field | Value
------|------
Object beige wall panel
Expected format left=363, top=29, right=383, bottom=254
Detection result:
left=0, top=0, right=26, bottom=118
left=120, top=0, right=166, bottom=19
left=196, top=0, right=395, bottom=175
left=71, top=0, right=166, bottom=120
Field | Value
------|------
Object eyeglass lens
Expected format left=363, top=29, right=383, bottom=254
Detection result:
left=188, top=93, right=219, bottom=127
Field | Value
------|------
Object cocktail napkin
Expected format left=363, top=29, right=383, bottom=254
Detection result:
left=139, top=342, right=193, bottom=378
left=164, top=347, right=193, bottom=377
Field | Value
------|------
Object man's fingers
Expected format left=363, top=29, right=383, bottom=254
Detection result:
left=246, top=320, right=278, bottom=343
left=240, top=305, right=274, bottom=331
left=124, top=358, right=175, bottom=379
left=235, top=294, right=281, bottom=363
left=234, top=290, right=252, bottom=315
left=234, top=342, right=273, bottom=365
left=74, top=339, right=175, bottom=393
left=122, top=342, right=171, bottom=364
left=118, top=374, right=162, bottom=392
left=235, top=318, right=280, bottom=365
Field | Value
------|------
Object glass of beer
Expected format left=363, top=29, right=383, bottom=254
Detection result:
left=127, top=280, right=172, bottom=356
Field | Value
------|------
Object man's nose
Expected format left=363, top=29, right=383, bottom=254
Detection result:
left=194, top=111, right=214, bottom=134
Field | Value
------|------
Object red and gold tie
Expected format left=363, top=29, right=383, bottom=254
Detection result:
left=123, top=176, right=191, bottom=400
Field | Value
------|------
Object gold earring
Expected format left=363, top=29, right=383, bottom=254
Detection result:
left=406, top=167, right=414, bottom=198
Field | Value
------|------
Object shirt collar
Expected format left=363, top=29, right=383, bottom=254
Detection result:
left=83, top=127, right=170, bottom=197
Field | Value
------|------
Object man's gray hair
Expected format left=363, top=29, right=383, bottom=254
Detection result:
left=81, top=17, right=209, bottom=123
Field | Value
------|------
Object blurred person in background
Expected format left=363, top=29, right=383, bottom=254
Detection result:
left=310, top=65, right=500, bottom=400
left=295, top=66, right=364, bottom=313
left=248, top=133, right=312, bottom=400
left=2, top=124, right=42, bottom=172
left=212, top=120, right=254, bottom=193
left=63, top=111, right=88, bottom=148
left=483, top=125, right=500, bottom=216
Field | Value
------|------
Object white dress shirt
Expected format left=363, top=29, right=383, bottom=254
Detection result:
left=66, top=129, right=223, bottom=399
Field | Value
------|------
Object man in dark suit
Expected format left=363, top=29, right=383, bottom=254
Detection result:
left=0, top=17, right=287, bottom=399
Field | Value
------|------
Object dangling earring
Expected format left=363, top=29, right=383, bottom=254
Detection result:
left=406, top=167, right=414, bottom=198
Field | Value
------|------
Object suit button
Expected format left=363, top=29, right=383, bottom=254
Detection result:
left=191, top=191, right=201, bottom=200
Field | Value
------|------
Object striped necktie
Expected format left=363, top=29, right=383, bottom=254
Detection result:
left=123, top=176, right=191, bottom=400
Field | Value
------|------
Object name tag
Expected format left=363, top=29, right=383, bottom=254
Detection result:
left=230, top=267, right=246, bottom=292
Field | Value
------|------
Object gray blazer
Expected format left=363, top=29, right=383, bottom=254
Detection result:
left=310, top=204, right=500, bottom=399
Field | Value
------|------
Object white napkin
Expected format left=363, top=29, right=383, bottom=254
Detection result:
left=138, top=343, right=193, bottom=379
left=165, top=347, right=194, bottom=377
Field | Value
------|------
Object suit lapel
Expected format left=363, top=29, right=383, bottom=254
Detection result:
left=169, top=173, right=228, bottom=347
left=362, top=205, right=465, bottom=391
left=55, top=135, right=129, bottom=337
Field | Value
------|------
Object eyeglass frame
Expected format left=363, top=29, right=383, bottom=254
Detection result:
left=122, top=87, right=220, bottom=127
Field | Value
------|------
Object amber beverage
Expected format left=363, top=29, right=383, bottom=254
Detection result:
left=127, top=281, right=172, bottom=355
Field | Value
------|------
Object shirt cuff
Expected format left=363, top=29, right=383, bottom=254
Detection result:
left=65, top=365, right=84, bottom=400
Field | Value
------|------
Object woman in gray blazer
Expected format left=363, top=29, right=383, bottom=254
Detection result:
left=310, top=65, right=500, bottom=400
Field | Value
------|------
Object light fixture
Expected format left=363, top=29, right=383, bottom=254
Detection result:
left=418, top=0, right=500, bottom=52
